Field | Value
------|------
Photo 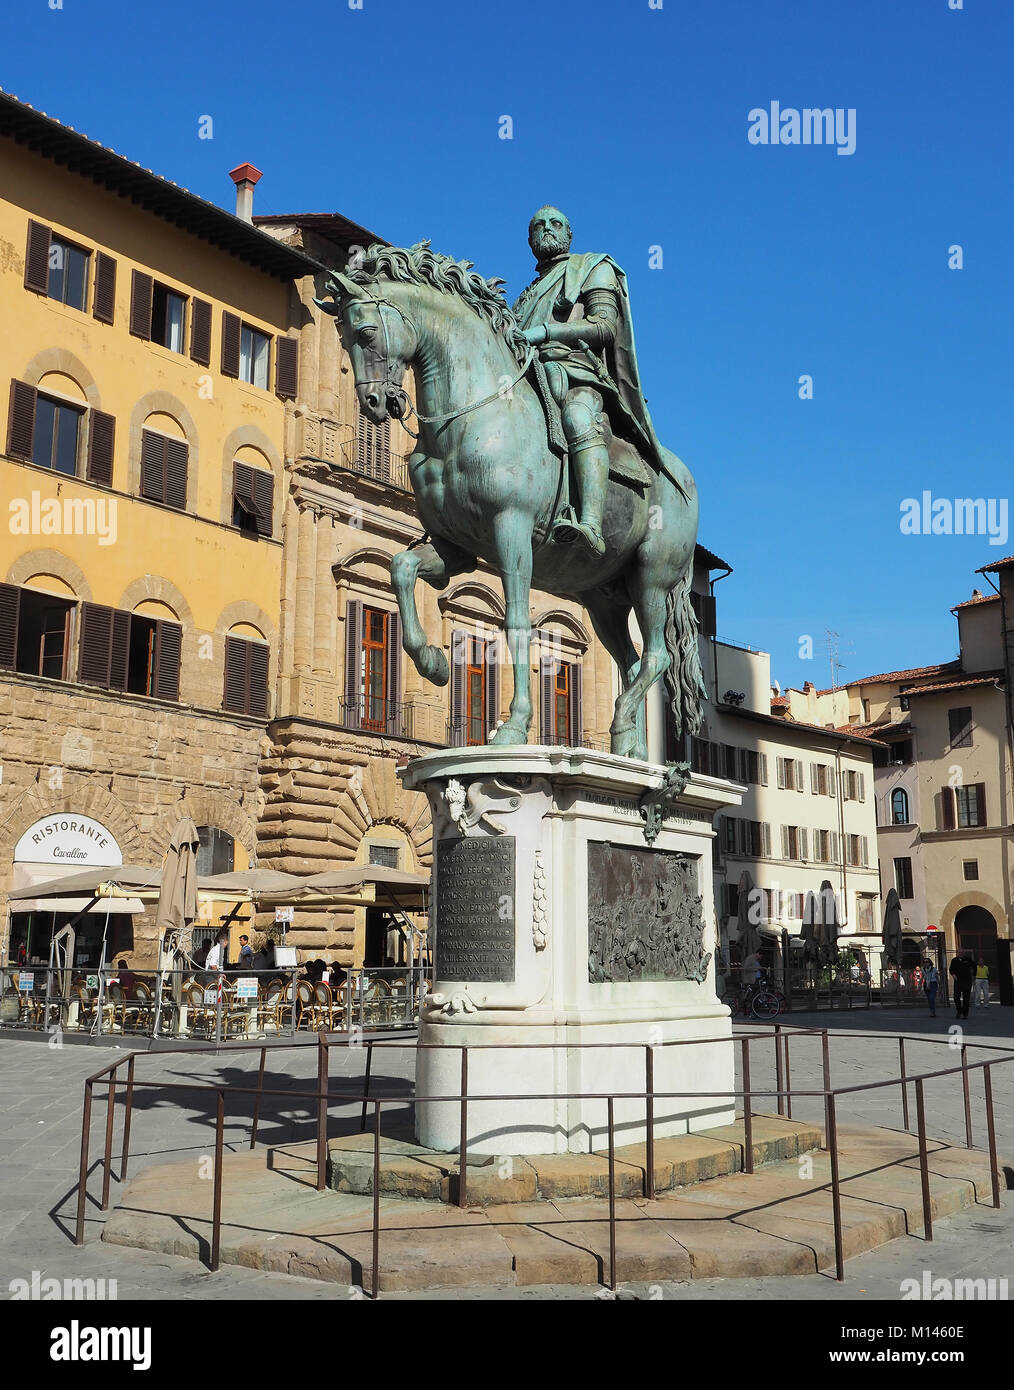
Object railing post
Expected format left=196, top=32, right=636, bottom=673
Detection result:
left=914, top=1078, right=933, bottom=1241
left=961, top=1044, right=973, bottom=1149
left=607, top=1095, right=617, bottom=1293
left=371, top=1099, right=382, bottom=1300
left=457, top=1048, right=468, bottom=1209
left=774, top=1024, right=784, bottom=1117
left=644, top=1045, right=655, bottom=1200
left=784, top=1031, right=793, bottom=1120
left=825, top=1092, right=844, bottom=1281
left=74, top=1078, right=94, bottom=1246
left=898, top=1037, right=910, bottom=1131
left=983, top=1065, right=1001, bottom=1209
left=119, top=1055, right=135, bottom=1181
left=316, top=1033, right=329, bottom=1192
left=359, top=1041, right=374, bottom=1133
left=740, top=1037, right=753, bottom=1174
left=250, top=1046, right=267, bottom=1149
left=211, top=1088, right=225, bottom=1272
left=100, top=1065, right=118, bottom=1210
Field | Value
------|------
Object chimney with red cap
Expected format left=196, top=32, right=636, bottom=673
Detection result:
left=229, top=163, right=262, bottom=223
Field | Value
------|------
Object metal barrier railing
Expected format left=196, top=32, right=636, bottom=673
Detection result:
left=71, top=1023, right=1013, bottom=1297
left=0, top=964, right=429, bottom=1042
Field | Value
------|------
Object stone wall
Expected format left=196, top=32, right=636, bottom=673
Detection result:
left=0, top=670, right=266, bottom=963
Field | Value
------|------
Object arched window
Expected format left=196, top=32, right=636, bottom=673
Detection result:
left=196, top=826, right=235, bottom=876
left=891, top=788, right=909, bottom=825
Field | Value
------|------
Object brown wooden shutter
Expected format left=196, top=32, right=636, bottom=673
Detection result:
left=700, top=594, right=717, bottom=637
left=154, top=621, right=181, bottom=702
left=86, top=410, right=115, bottom=486
left=190, top=298, right=212, bottom=366
left=0, top=583, right=20, bottom=669
left=92, top=253, right=116, bottom=324
left=221, top=312, right=240, bottom=377
left=975, top=782, right=986, bottom=827
left=275, top=336, right=298, bottom=399
left=164, top=437, right=188, bottom=510
left=344, top=599, right=363, bottom=728
left=223, top=635, right=247, bottom=713
left=24, top=221, right=51, bottom=294
left=247, top=641, right=269, bottom=719
left=252, top=467, right=273, bottom=537
left=942, top=787, right=956, bottom=830
left=385, top=610, right=402, bottom=734
left=140, top=429, right=166, bottom=501
left=7, top=380, right=37, bottom=461
left=129, top=270, right=152, bottom=339
left=232, top=461, right=253, bottom=522
left=78, top=603, right=129, bottom=689
left=539, top=656, right=554, bottom=743
left=484, top=637, right=499, bottom=741
left=450, top=629, right=467, bottom=746
left=568, top=661, right=583, bottom=747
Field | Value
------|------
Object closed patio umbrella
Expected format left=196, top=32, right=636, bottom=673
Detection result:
left=882, top=888, right=903, bottom=964
left=736, top=869, right=762, bottom=956
left=800, top=889, right=821, bottom=962
left=817, top=879, right=841, bottom=963
left=153, top=819, right=201, bottom=1034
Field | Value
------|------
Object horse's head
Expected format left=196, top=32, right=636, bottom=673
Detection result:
left=315, top=271, right=417, bottom=425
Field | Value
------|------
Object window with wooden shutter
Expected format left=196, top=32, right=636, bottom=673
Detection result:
left=92, top=253, right=116, bottom=324
left=222, top=634, right=268, bottom=717
left=795, top=759, right=805, bottom=791
left=799, top=828, right=808, bottom=861
left=538, top=654, right=554, bottom=744
left=776, top=757, right=785, bottom=789
left=78, top=602, right=129, bottom=690
left=941, top=786, right=955, bottom=830
left=343, top=599, right=363, bottom=729
left=190, top=298, right=212, bottom=366
left=232, top=462, right=273, bottom=537
left=86, top=410, right=115, bottom=486
left=140, top=429, right=187, bottom=509
left=7, top=380, right=37, bottom=461
left=762, top=823, right=771, bottom=856
left=275, top=336, right=298, bottom=399
left=0, top=583, right=20, bottom=669
left=129, top=270, right=153, bottom=339
left=24, top=221, right=51, bottom=294
left=361, top=607, right=389, bottom=731
left=450, top=629, right=467, bottom=747
left=221, top=312, right=241, bottom=377
left=948, top=706, right=973, bottom=748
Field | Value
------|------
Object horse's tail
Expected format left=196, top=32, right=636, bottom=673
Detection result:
left=663, top=561, right=707, bottom=741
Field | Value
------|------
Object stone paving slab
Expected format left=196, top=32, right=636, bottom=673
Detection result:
left=101, top=1122, right=1010, bottom=1291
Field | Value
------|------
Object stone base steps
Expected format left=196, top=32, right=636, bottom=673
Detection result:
left=101, top=1121, right=1010, bottom=1292
left=327, top=1113, right=822, bottom=1203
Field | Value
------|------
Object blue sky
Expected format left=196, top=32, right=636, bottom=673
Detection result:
left=4, top=0, right=1010, bottom=691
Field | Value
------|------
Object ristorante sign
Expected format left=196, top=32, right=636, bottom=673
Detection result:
left=14, top=815, right=123, bottom=866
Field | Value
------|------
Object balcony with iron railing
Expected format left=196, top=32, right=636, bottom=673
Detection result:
left=298, top=415, right=411, bottom=491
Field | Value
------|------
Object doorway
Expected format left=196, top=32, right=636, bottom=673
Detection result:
left=955, top=905, right=998, bottom=978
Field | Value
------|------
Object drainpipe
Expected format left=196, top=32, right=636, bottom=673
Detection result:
left=708, top=563, right=733, bottom=703
left=835, top=742, right=848, bottom=928
left=984, top=570, right=1014, bottom=970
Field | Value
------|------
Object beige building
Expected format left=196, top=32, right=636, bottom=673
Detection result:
left=649, top=549, right=882, bottom=978
left=837, top=574, right=1013, bottom=999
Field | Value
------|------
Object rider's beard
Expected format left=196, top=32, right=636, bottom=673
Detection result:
left=532, top=231, right=569, bottom=262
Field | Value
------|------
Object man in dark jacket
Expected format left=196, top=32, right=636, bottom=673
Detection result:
left=949, top=951, right=974, bottom=1019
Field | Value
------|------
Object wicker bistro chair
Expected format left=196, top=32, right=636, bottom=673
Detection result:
left=127, top=980, right=155, bottom=1034
left=182, top=982, right=216, bottom=1039
left=295, top=980, right=318, bottom=1031
left=363, top=978, right=393, bottom=1026
left=255, top=979, right=286, bottom=1035
left=312, top=981, right=347, bottom=1031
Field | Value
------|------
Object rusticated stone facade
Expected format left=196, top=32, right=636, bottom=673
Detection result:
left=0, top=671, right=265, bottom=962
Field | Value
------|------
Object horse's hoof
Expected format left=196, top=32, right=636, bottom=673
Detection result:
left=491, top=720, right=529, bottom=746
left=611, top=729, right=646, bottom=760
left=419, top=645, right=449, bottom=686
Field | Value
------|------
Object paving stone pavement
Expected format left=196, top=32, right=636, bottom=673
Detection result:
left=0, top=1007, right=1011, bottom=1301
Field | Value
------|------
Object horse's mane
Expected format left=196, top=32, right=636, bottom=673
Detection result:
left=346, top=242, right=528, bottom=365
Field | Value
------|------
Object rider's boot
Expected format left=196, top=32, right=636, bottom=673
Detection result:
left=552, top=440, right=609, bottom=556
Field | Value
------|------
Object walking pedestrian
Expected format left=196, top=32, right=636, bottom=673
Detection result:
left=974, top=956, right=990, bottom=1008
left=949, top=951, right=974, bottom=1020
left=922, top=956, right=939, bottom=1018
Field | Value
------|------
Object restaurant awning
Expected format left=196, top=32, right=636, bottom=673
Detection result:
left=259, top=864, right=430, bottom=909
left=9, top=862, right=147, bottom=914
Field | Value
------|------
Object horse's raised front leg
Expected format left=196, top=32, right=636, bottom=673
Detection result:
left=489, top=512, right=534, bottom=745
left=391, top=536, right=474, bottom=687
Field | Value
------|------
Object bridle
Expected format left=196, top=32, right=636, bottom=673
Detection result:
left=342, top=284, right=534, bottom=437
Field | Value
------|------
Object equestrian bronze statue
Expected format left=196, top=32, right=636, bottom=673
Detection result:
left=317, top=207, right=706, bottom=762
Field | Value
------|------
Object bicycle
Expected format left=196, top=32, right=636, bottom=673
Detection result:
left=730, top=977, right=782, bottom=1019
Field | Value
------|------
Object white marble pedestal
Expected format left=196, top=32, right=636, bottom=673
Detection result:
left=399, top=747, right=744, bottom=1156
